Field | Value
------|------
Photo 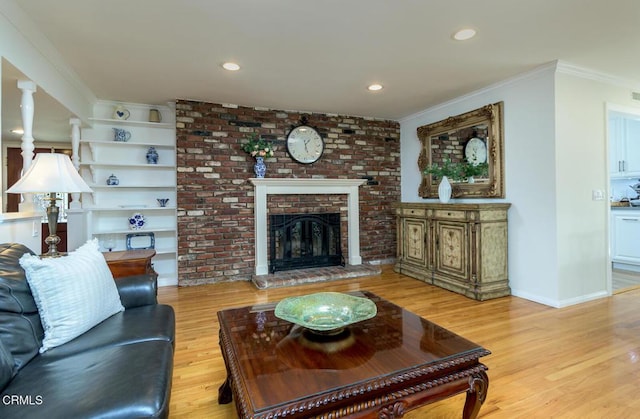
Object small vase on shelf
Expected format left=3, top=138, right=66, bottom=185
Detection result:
left=254, top=156, right=267, bottom=178
left=146, top=146, right=158, bottom=164
left=438, top=176, right=452, bottom=203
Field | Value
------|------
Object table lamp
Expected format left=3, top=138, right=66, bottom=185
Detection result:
left=6, top=153, right=92, bottom=257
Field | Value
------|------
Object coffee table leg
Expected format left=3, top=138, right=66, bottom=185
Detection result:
left=218, top=375, right=233, bottom=404
left=218, top=330, right=233, bottom=404
left=463, top=370, right=489, bottom=419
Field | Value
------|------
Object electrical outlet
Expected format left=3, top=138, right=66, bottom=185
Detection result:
left=592, top=189, right=605, bottom=201
left=32, top=221, right=40, bottom=237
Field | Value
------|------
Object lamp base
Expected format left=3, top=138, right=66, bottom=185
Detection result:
left=41, top=193, right=66, bottom=258
left=42, top=234, right=66, bottom=258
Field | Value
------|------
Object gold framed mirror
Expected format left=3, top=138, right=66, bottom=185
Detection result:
left=417, top=102, right=504, bottom=198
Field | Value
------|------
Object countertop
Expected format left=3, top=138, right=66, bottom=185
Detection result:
left=611, top=206, right=640, bottom=211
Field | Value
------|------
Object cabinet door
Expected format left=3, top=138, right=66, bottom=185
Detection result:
left=402, top=218, right=428, bottom=266
left=624, top=118, right=640, bottom=174
left=434, top=221, right=469, bottom=280
left=612, top=213, right=640, bottom=264
left=609, top=113, right=640, bottom=176
left=609, top=114, right=624, bottom=174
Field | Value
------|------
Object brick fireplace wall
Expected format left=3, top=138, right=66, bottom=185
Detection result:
left=176, top=100, right=400, bottom=285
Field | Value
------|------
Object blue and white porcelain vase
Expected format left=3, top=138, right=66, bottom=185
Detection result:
left=438, top=176, right=452, bottom=203
left=254, top=156, right=266, bottom=178
left=146, top=146, right=158, bottom=164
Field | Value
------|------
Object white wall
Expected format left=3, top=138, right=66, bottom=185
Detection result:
left=555, top=70, right=640, bottom=303
left=400, top=63, right=561, bottom=306
left=401, top=62, right=640, bottom=307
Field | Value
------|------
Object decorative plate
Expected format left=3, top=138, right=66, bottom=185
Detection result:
left=113, top=106, right=130, bottom=120
left=128, top=213, right=146, bottom=230
left=274, top=292, right=377, bottom=333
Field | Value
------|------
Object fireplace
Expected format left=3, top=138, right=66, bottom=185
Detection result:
left=269, top=213, right=343, bottom=273
left=249, top=178, right=366, bottom=275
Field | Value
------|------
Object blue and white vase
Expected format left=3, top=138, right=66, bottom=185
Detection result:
left=254, top=156, right=266, bottom=178
left=146, top=146, right=159, bottom=164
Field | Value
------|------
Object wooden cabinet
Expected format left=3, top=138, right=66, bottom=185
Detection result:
left=103, top=249, right=157, bottom=279
left=395, top=203, right=511, bottom=301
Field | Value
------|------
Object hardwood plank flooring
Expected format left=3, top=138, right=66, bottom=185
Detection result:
left=158, top=265, right=640, bottom=418
left=613, top=268, right=640, bottom=292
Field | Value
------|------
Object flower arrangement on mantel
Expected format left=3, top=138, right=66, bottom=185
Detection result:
left=423, top=158, right=488, bottom=182
left=242, top=133, right=275, bottom=158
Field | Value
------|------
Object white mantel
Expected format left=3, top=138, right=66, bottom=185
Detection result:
left=249, top=178, right=367, bottom=275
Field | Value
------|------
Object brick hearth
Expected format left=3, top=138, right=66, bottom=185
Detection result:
left=251, top=264, right=382, bottom=289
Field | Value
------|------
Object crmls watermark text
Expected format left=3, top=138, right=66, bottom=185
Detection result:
left=2, top=394, right=43, bottom=405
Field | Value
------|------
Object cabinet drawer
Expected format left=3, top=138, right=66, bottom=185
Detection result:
left=433, top=210, right=466, bottom=220
left=401, top=208, right=426, bottom=217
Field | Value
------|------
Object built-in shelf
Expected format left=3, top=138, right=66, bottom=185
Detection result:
left=89, top=117, right=173, bottom=129
left=69, top=101, right=178, bottom=287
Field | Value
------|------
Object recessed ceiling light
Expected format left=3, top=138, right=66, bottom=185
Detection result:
left=368, top=84, right=383, bottom=92
left=222, top=62, right=240, bottom=71
left=11, top=128, right=24, bottom=135
left=453, top=28, right=476, bottom=41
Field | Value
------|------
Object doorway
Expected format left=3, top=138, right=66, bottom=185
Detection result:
left=607, top=104, right=640, bottom=291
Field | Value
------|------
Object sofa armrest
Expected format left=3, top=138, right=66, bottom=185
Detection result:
left=114, top=274, right=158, bottom=308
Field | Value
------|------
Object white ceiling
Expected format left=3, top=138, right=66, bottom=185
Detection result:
left=3, top=0, right=640, bottom=143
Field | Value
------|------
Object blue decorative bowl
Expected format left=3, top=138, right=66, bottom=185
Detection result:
left=128, top=213, right=146, bottom=230
left=275, top=292, right=377, bottom=333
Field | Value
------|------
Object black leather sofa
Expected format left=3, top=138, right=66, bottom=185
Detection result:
left=0, top=243, right=175, bottom=418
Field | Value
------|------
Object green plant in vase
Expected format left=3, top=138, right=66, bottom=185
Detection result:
left=460, top=160, right=489, bottom=183
left=241, top=133, right=275, bottom=158
left=422, top=158, right=464, bottom=182
left=423, top=158, right=464, bottom=203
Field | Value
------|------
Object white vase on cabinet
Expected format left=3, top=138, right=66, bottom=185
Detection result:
left=438, top=176, right=452, bottom=203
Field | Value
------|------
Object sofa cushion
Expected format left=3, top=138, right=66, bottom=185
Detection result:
left=19, top=239, right=124, bottom=353
left=0, top=338, right=16, bottom=391
left=41, top=304, right=175, bottom=360
left=0, top=243, right=43, bottom=371
left=0, top=340, right=173, bottom=418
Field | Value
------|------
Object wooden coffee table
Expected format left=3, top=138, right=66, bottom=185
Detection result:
left=217, top=291, right=489, bottom=418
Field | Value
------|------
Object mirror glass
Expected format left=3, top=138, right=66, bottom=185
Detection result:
left=417, top=102, right=504, bottom=198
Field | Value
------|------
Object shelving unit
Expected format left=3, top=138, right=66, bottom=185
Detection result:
left=73, top=100, right=177, bottom=286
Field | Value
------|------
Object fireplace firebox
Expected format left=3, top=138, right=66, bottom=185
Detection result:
left=269, top=213, right=344, bottom=273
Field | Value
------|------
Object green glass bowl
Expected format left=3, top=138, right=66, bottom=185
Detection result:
left=274, top=292, right=377, bottom=333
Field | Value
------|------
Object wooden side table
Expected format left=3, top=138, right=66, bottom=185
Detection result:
left=103, top=249, right=156, bottom=279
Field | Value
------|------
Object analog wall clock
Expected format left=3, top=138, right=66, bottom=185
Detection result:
left=286, top=125, right=324, bottom=164
left=464, top=137, right=487, bottom=165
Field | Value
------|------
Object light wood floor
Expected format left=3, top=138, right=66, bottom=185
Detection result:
left=613, top=268, right=640, bottom=292
left=158, top=265, right=640, bottom=418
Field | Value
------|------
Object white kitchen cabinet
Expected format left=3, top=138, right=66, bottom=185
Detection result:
left=611, top=211, right=640, bottom=265
left=71, top=101, right=177, bottom=286
left=609, top=112, right=640, bottom=178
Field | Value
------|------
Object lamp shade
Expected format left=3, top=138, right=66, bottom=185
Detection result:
left=6, top=153, right=92, bottom=194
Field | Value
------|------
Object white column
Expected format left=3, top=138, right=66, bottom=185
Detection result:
left=17, top=80, right=37, bottom=212
left=69, top=118, right=82, bottom=209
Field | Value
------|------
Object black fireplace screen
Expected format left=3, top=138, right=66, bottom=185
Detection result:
left=269, top=213, right=344, bottom=273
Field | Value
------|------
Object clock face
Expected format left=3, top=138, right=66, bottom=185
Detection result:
left=464, top=137, right=487, bottom=165
left=286, top=125, right=324, bottom=164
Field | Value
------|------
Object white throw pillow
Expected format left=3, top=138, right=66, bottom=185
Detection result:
left=19, top=238, right=124, bottom=353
